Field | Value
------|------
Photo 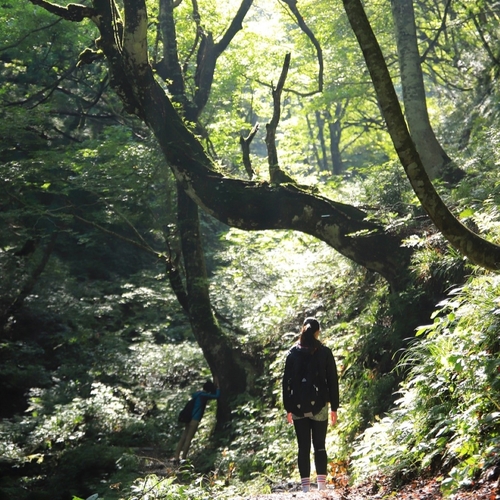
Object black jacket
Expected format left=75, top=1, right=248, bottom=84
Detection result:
left=282, top=343, right=339, bottom=412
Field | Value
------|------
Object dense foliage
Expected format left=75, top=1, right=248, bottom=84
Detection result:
left=1, top=1, right=500, bottom=499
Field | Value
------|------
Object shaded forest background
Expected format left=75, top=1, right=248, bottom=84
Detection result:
left=1, top=1, right=500, bottom=499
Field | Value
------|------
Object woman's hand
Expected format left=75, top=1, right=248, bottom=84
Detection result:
left=330, top=411, right=338, bottom=426
left=287, top=412, right=293, bottom=424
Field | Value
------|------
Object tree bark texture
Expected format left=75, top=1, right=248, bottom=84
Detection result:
left=156, top=0, right=257, bottom=421
left=27, top=0, right=413, bottom=289
left=342, top=0, right=500, bottom=270
left=265, top=53, right=292, bottom=183
left=177, top=186, right=248, bottom=425
left=390, top=0, right=451, bottom=180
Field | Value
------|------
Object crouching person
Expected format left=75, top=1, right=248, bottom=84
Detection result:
left=173, top=379, right=220, bottom=462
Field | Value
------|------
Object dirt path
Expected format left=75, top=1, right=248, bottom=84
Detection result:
left=235, top=490, right=340, bottom=500
left=139, top=452, right=499, bottom=500
left=232, top=474, right=499, bottom=500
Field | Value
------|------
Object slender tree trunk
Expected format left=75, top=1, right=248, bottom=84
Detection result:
left=314, top=111, right=328, bottom=171
left=305, top=112, right=324, bottom=170
left=176, top=185, right=248, bottom=425
left=156, top=0, right=258, bottom=420
left=390, top=0, right=452, bottom=180
left=0, top=232, right=58, bottom=336
left=343, top=0, right=500, bottom=270
left=327, top=104, right=344, bottom=175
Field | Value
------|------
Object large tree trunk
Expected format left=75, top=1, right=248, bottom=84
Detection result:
left=30, top=0, right=500, bottom=269
left=390, top=0, right=454, bottom=180
left=342, top=0, right=500, bottom=270
left=155, top=0, right=260, bottom=423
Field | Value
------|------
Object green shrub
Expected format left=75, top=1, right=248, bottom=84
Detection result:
left=350, top=274, right=500, bottom=495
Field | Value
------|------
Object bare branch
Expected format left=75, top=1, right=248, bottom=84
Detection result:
left=6, top=61, right=79, bottom=108
left=0, top=18, right=62, bottom=52
left=192, top=0, right=254, bottom=117
left=265, top=53, right=296, bottom=184
left=239, top=123, right=259, bottom=179
left=281, top=0, right=324, bottom=93
left=469, top=11, right=500, bottom=68
left=215, top=0, right=255, bottom=56
left=181, top=0, right=203, bottom=74
left=74, top=213, right=160, bottom=257
left=420, top=0, right=452, bottom=62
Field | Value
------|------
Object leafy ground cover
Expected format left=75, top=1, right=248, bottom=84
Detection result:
left=3, top=226, right=500, bottom=500
left=165, top=465, right=500, bottom=499
left=342, top=473, right=499, bottom=500
left=109, top=458, right=500, bottom=500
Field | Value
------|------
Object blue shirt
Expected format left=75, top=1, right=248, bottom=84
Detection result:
left=191, top=389, right=220, bottom=422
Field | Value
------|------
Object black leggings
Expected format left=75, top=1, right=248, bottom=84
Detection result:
left=292, top=417, right=328, bottom=478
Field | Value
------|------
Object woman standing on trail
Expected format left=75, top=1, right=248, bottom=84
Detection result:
left=282, top=317, right=339, bottom=493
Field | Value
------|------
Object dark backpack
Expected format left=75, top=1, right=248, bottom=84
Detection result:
left=284, top=348, right=326, bottom=417
left=178, top=397, right=195, bottom=423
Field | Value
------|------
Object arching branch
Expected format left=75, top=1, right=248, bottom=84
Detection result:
left=281, top=0, right=324, bottom=93
left=343, top=0, right=500, bottom=270
left=27, top=0, right=412, bottom=290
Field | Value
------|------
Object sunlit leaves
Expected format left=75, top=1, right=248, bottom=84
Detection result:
left=187, top=0, right=393, bottom=177
left=210, top=228, right=345, bottom=338
left=351, top=274, right=500, bottom=493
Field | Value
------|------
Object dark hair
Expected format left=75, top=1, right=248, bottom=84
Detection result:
left=203, top=381, right=217, bottom=394
left=299, top=317, right=321, bottom=351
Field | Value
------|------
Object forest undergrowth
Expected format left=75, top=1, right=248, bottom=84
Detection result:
left=3, top=7, right=500, bottom=492
left=2, top=160, right=500, bottom=500
left=63, top=237, right=500, bottom=500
